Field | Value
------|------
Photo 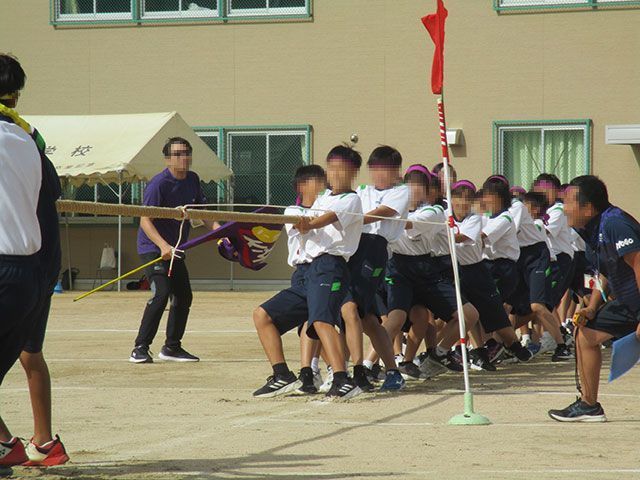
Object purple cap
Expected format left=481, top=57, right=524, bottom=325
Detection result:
left=451, top=180, right=477, bottom=193
left=404, top=164, right=431, bottom=177
left=487, top=175, right=509, bottom=186
left=509, top=186, right=526, bottom=194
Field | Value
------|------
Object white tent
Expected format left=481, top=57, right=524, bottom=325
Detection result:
left=23, top=112, right=233, bottom=290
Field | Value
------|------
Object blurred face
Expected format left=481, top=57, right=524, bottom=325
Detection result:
left=532, top=185, right=556, bottom=206
left=165, top=142, right=192, bottom=178
left=408, top=179, right=428, bottom=207
left=481, top=192, right=501, bottom=216
left=369, top=165, right=400, bottom=189
left=524, top=201, right=542, bottom=220
left=451, top=191, right=472, bottom=218
left=564, top=186, right=596, bottom=228
left=437, top=167, right=457, bottom=192
left=326, top=158, right=357, bottom=191
left=298, top=176, right=326, bottom=203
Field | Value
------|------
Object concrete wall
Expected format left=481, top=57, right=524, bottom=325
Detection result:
left=2, top=0, right=639, bottom=285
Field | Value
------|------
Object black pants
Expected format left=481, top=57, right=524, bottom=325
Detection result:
left=0, top=255, right=40, bottom=384
left=134, top=253, right=193, bottom=349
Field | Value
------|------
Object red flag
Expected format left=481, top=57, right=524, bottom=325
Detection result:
left=421, top=0, right=448, bottom=94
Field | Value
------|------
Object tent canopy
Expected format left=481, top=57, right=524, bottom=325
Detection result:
left=23, top=112, right=232, bottom=186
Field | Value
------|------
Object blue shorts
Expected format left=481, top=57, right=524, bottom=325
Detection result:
left=345, top=234, right=388, bottom=317
left=586, top=300, right=640, bottom=339
left=22, top=276, right=57, bottom=354
left=460, top=262, right=511, bottom=333
left=483, top=258, right=519, bottom=302
left=550, top=252, right=575, bottom=307
left=386, top=254, right=460, bottom=322
left=569, top=251, right=591, bottom=300
left=261, top=255, right=349, bottom=339
left=510, top=242, right=553, bottom=316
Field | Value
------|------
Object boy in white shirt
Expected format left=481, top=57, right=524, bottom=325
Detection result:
left=252, top=146, right=364, bottom=400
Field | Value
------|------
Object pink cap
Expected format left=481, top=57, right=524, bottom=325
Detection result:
left=509, top=186, right=526, bottom=194
left=404, top=164, right=432, bottom=177
left=451, top=180, right=477, bottom=193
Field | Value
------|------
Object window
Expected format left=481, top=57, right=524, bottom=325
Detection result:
left=194, top=129, right=224, bottom=203
left=494, top=120, right=591, bottom=189
left=495, top=0, right=640, bottom=11
left=142, top=0, right=218, bottom=19
left=226, top=0, right=307, bottom=16
left=55, top=0, right=133, bottom=20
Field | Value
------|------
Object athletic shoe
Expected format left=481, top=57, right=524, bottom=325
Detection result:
left=379, top=370, right=406, bottom=392
left=158, top=345, right=199, bottom=362
left=485, top=339, right=506, bottom=365
left=0, top=438, right=28, bottom=467
left=312, top=369, right=323, bottom=390
left=451, top=345, right=464, bottom=367
left=560, top=325, right=575, bottom=348
left=506, top=341, right=533, bottom=362
left=253, top=371, right=301, bottom=398
left=398, top=361, right=423, bottom=380
left=353, top=366, right=375, bottom=392
left=539, top=334, right=557, bottom=355
left=294, top=368, right=319, bottom=395
left=129, top=345, right=153, bottom=364
left=365, top=364, right=386, bottom=383
left=325, top=377, right=362, bottom=401
left=318, top=367, right=333, bottom=394
left=469, top=348, right=497, bottom=372
left=526, top=341, right=541, bottom=357
left=548, top=398, right=607, bottom=423
left=551, top=344, right=574, bottom=362
left=394, top=353, right=405, bottom=365
left=23, top=435, right=70, bottom=467
left=426, top=349, right=464, bottom=373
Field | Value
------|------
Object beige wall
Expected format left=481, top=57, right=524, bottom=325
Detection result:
left=2, top=0, right=639, bottom=283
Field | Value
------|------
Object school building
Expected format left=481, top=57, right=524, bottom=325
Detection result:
left=2, top=0, right=639, bottom=289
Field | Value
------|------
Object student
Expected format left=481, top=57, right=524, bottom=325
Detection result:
left=484, top=176, right=572, bottom=362
left=549, top=176, right=640, bottom=422
left=432, top=162, right=457, bottom=195
left=252, top=145, right=363, bottom=400
left=451, top=181, right=532, bottom=369
left=343, top=146, right=407, bottom=391
left=509, top=186, right=526, bottom=202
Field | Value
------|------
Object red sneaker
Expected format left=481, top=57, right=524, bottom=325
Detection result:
left=22, top=435, right=70, bottom=467
left=0, top=438, right=28, bottom=467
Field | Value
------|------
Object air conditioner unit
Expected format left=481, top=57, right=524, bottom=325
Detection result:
left=605, top=125, right=640, bottom=145
left=446, top=129, right=463, bottom=146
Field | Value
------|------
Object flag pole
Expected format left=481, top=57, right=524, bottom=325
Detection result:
left=437, top=96, right=491, bottom=426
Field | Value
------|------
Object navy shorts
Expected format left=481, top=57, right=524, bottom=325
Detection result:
left=570, top=251, right=591, bottom=299
left=22, top=276, right=58, bottom=354
left=460, top=262, right=511, bottom=334
left=345, top=234, right=388, bottom=317
left=550, top=252, right=575, bottom=307
left=386, top=254, right=460, bottom=322
left=585, top=300, right=640, bottom=340
left=261, top=255, right=349, bottom=339
left=510, top=242, right=553, bottom=315
left=483, top=258, right=519, bottom=303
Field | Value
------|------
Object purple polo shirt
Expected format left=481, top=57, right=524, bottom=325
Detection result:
left=137, top=168, right=207, bottom=255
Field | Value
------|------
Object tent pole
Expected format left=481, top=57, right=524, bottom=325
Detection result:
left=118, top=171, right=123, bottom=292
left=64, top=177, right=73, bottom=290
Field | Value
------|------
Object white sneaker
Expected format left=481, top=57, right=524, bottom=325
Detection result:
left=312, top=370, right=323, bottom=390
left=318, top=367, right=333, bottom=393
left=539, top=333, right=557, bottom=354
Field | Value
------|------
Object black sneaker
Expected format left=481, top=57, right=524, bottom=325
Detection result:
left=560, top=325, right=575, bottom=347
left=551, top=344, right=574, bottom=362
left=427, top=349, right=464, bottom=373
left=548, top=398, right=607, bottom=423
left=253, top=371, right=301, bottom=398
left=129, top=345, right=153, bottom=364
left=365, top=364, right=385, bottom=383
left=398, top=361, right=423, bottom=379
left=506, top=341, right=533, bottom=362
left=294, top=368, right=318, bottom=395
left=469, top=348, right=497, bottom=372
left=353, top=366, right=375, bottom=392
left=158, top=345, right=200, bottom=362
left=325, top=377, right=363, bottom=401
left=484, top=339, right=506, bottom=364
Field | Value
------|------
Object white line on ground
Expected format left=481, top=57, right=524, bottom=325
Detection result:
left=46, top=329, right=255, bottom=334
left=42, top=358, right=265, bottom=363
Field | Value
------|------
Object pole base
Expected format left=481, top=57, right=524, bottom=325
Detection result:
left=448, top=392, right=491, bottom=426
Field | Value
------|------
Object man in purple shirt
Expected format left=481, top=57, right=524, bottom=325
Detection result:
left=130, top=137, right=218, bottom=364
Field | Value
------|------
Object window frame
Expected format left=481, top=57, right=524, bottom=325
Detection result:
left=494, top=0, right=640, bottom=13
left=226, top=0, right=308, bottom=17
left=140, top=0, right=220, bottom=20
left=53, top=0, right=135, bottom=22
left=492, top=119, right=592, bottom=183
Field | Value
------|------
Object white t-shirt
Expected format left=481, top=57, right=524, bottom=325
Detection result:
left=305, top=190, right=363, bottom=261
left=509, top=199, right=547, bottom=247
left=454, top=214, right=483, bottom=266
left=390, top=205, right=442, bottom=256
left=358, top=184, right=409, bottom=243
left=0, top=120, right=42, bottom=256
left=534, top=219, right=557, bottom=262
left=570, top=227, right=586, bottom=253
left=482, top=212, right=520, bottom=261
left=407, top=203, right=449, bottom=257
left=545, top=202, right=574, bottom=259
left=284, top=205, right=314, bottom=267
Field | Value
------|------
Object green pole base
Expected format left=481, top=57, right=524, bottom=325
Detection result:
left=448, top=392, right=491, bottom=426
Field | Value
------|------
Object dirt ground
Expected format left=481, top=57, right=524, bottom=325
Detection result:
left=1, top=291, right=639, bottom=480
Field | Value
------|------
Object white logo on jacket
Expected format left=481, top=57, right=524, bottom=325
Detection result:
left=615, top=238, right=635, bottom=250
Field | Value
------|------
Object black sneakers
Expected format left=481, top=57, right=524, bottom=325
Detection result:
left=325, top=377, right=362, bottom=401
left=398, top=361, right=423, bottom=379
left=353, top=365, right=375, bottom=392
left=129, top=345, right=153, bottom=364
left=427, top=348, right=464, bottom=373
left=551, top=344, right=574, bottom=362
left=506, top=341, right=533, bottom=362
left=469, top=348, right=497, bottom=372
left=158, top=345, right=200, bottom=362
left=365, top=363, right=385, bottom=383
left=548, top=398, right=607, bottom=422
left=253, top=371, right=301, bottom=398
left=484, top=339, right=506, bottom=364
left=295, top=367, right=319, bottom=395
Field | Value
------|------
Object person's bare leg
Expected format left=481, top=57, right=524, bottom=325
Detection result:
left=531, top=303, right=563, bottom=344
left=298, top=323, right=318, bottom=370
left=393, top=333, right=403, bottom=356
left=313, top=322, right=346, bottom=374
left=404, top=307, right=429, bottom=361
left=253, top=307, right=285, bottom=366
left=439, top=304, right=479, bottom=349
left=468, top=323, right=483, bottom=349
left=576, top=327, right=613, bottom=405
left=19, top=351, right=53, bottom=445
left=340, top=302, right=364, bottom=366
left=362, top=314, right=397, bottom=370
left=0, top=418, right=12, bottom=443
left=493, top=326, right=519, bottom=347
